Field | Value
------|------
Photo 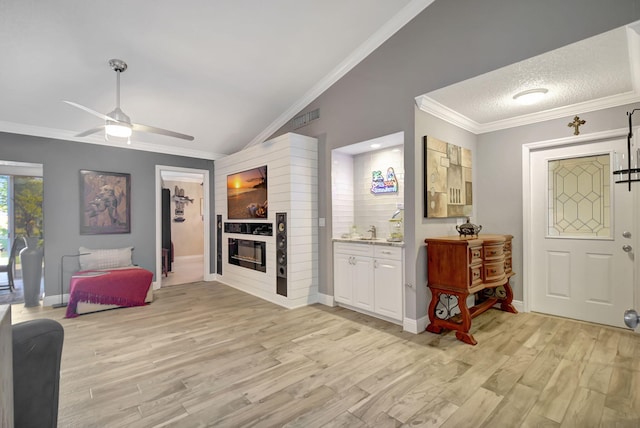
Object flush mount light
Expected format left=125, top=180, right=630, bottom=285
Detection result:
left=513, top=88, right=548, bottom=105
left=370, top=143, right=381, bottom=149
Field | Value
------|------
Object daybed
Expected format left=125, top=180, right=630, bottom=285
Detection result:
left=64, top=247, right=153, bottom=318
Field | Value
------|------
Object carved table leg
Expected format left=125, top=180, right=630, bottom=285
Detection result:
left=455, top=291, right=477, bottom=345
left=499, top=279, right=518, bottom=314
left=426, top=286, right=477, bottom=345
left=426, top=287, right=443, bottom=334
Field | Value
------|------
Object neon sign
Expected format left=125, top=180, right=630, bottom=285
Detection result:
left=371, top=167, right=398, bottom=194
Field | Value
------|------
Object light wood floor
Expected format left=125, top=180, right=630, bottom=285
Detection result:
left=10, top=281, right=640, bottom=427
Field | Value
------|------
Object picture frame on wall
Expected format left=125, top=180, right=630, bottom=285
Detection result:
left=80, top=170, right=131, bottom=234
left=423, top=135, right=473, bottom=218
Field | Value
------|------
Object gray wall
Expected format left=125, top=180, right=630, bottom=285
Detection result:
left=271, top=0, right=640, bottom=324
left=0, top=132, right=214, bottom=301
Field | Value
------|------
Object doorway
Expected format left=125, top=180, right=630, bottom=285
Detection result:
left=524, top=132, right=637, bottom=328
left=0, top=161, right=43, bottom=304
left=155, top=166, right=210, bottom=289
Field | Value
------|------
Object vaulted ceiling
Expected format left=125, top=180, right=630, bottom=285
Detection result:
left=3, top=2, right=638, bottom=161
left=0, top=0, right=431, bottom=159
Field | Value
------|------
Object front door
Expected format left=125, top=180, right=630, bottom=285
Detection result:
left=530, top=138, right=635, bottom=328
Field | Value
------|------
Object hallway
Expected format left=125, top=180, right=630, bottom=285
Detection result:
left=161, top=255, right=204, bottom=287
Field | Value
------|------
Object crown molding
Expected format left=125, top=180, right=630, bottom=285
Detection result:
left=246, top=0, right=436, bottom=148
left=416, top=91, right=640, bottom=135
left=0, top=121, right=224, bottom=160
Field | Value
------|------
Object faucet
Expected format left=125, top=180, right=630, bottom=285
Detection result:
left=368, top=225, right=377, bottom=239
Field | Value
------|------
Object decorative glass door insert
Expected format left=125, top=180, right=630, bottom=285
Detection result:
left=547, top=154, right=611, bottom=238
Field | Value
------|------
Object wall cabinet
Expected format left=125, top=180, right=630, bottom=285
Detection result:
left=333, top=242, right=403, bottom=322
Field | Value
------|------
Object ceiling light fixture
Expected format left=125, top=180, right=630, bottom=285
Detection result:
left=513, top=88, right=548, bottom=105
left=105, top=122, right=132, bottom=139
left=371, top=143, right=381, bottom=149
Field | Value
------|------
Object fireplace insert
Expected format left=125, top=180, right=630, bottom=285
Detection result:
left=228, top=238, right=266, bottom=272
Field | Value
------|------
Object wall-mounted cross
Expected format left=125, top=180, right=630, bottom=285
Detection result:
left=568, top=116, right=586, bottom=135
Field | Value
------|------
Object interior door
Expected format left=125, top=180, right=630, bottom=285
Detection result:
left=530, top=138, right=635, bottom=328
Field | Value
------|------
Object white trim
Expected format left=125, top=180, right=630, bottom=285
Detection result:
left=155, top=165, right=210, bottom=292
left=173, top=255, right=204, bottom=262
left=416, top=92, right=640, bottom=135
left=245, top=0, right=436, bottom=148
left=522, top=128, right=628, bottom=313
left=0, top=120, right=224, bottom=160
left=403, top=315, right=429, bottom=334
left=511, top=299, right=524, bottom=313
left=317, top=292, right=335, bottom=307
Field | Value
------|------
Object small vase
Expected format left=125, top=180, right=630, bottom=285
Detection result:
left=20, top=237, right=43, bottom=307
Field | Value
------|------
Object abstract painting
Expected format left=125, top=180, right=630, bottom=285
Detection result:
left=424, top=136, right=472, bottom=218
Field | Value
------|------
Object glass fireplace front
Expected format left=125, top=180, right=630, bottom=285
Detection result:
left=228, top=238, right=266, bottom=272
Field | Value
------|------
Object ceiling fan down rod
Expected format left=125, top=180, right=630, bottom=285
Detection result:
left=109, top=59, right=127, bottom=110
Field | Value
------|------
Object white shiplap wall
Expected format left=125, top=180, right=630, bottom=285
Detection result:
left=214, top=133, right=318, bottom=309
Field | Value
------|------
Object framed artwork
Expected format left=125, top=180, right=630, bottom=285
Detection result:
left=424, top=136, right=472, bottom=218
left=227, top=165, right=268, bottom=219
left=80, top=170, right=131, bottom=234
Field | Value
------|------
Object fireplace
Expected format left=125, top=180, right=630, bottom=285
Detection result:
left=228, top=238, right=266, bottom=272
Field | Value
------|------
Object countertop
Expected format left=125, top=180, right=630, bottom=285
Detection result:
left=333, top=237, right=404, bottom=247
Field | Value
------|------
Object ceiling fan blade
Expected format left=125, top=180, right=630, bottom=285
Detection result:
left=132, top=123, right=194, bottom=141
left=75, top=125, right=105, bottom=137
left=63, top=100, right=117, bottom=123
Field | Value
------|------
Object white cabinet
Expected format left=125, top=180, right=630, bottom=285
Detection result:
left=373, top=247, right=403, bottom=321
left=333, top=242, right=403, bottom=322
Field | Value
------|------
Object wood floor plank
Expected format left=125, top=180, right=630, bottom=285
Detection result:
left=7, top=281, right=640, bottom=427
left=531, top=359, right=584, bottom=423
left=559, top=387, right=605, bottom=428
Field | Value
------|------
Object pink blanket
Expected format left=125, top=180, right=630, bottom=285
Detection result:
left=65, top=267, right=153, bottom=318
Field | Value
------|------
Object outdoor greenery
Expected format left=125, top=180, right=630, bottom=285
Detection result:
left=0, top=176, right=7, bottom=254
left=14, top=177, right=43, bottom=238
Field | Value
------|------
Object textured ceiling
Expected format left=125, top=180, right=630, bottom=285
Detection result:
left=417, top=23, right=640, bottom=133
left=0, top=0, right=430, bottom=159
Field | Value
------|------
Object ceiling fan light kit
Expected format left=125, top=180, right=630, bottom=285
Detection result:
left=513, top=88, right=548, bottom=105
left=64, top=59, right=194, bottom=144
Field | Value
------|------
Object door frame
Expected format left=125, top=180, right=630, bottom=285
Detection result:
left=522, top=127, right=640, bottom=315
left=155, top=165, right=212, bottom=289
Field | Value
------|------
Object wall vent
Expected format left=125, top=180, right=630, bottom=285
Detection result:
left=291, top=108, right=319, bottom=129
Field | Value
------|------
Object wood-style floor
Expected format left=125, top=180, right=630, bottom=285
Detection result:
left=10, top=281, right=640, bottom=427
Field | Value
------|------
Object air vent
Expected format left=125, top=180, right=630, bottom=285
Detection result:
left=291, top=108, right=319, bottom=129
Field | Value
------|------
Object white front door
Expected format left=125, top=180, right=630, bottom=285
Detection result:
left=530, top=138, right=635, bottom=328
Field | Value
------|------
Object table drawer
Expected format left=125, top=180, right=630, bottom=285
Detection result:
left=484, top=261, right=505, bottom=282
left=469, top=246, right=483, bottom=264
left=484, top=244, right=504, bottom=260
left=505, top=257, right=512, bottom=273
left=469, top=265, right=482, bottom=287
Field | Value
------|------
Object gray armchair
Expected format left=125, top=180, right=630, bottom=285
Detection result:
left=12, top=319, right=64, bottom=428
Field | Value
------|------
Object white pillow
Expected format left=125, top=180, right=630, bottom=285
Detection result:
left=78, top=246, right=133, bottom=271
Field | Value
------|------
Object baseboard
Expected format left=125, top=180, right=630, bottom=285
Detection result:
left=43, top=294, right=69, bottom=307
left=512, top=299, right=524, bottom=312
left=317, top=292, right=335, bottom=307
left=403, top=314, right=429, bottom=334
left=173, top=254, right=204, bottom=262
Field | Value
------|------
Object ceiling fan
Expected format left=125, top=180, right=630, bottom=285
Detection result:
left=64, top=59, right=194, bottom=143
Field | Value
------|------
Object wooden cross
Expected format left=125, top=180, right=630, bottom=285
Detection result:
left=568, top=116, right=586, bottom=135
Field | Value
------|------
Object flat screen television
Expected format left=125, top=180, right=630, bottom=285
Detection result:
left=227, top=165, right=268, bottom=219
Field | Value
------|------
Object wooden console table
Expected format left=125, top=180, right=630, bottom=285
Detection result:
left=424, top=234, right=516, bottom=345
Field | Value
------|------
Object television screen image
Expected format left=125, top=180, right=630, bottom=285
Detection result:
left=227, top=166, right=268, bottom=219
